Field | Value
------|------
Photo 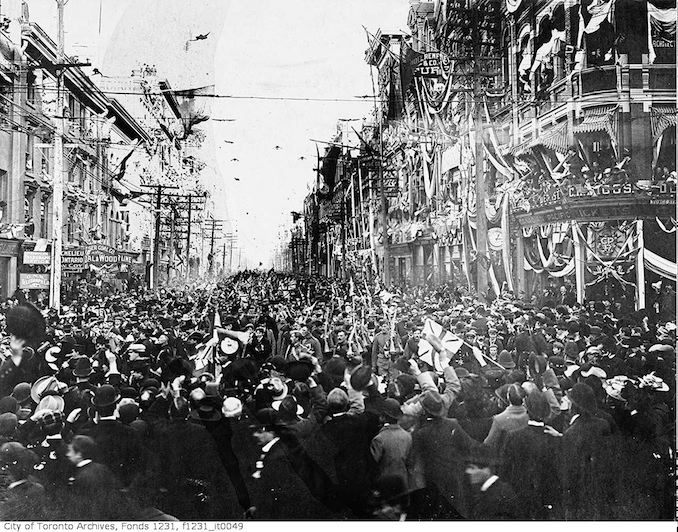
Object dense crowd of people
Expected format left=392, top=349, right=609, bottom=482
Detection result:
left=0, top=270, right=674, bottom=520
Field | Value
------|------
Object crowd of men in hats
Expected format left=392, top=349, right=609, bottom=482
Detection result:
left=0, top=269, right=673, bottom=520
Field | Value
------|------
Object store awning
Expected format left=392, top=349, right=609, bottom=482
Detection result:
left=529, top=122, right=569, bottom=154
left=573, top=105, right=618, bottom=140
left=651, top=105, right=676, bottom=141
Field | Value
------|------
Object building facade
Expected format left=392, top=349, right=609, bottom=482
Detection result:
left=298, top=0, right=676, bottom=310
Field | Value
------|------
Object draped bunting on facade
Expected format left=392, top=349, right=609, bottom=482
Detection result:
left=648, top=0, right=677, bottom=64
left=506, top=0, right=522, bottom=14
left=645, top=248, right=677, bottom=282
left=650, top=105, right=676, bottom=140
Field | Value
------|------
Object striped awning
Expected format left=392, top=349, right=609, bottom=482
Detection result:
left=651, top=105, right=676, bottom=141
left=573, top=105, right=618, bottom=140
left=529, top=122, right=569, bottom=154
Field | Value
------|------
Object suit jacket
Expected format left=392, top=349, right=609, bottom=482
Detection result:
left=78, top=419, right=146, bottom=487
left=370, top=423, right=412, bottom=484
left=501, top=424, right=562, bottom=519
left=484, top=405, right=529, bottom=453
left=468, top=477, right=519, bottom=520
left=153, top=418, right=234, bottom=519
left=560, top=414, right=611, bottom=519
left=254, top=440, right=335, bottom=520
left=411, top=417, right=477, bottom=518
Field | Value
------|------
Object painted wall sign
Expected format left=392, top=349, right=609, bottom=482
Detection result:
left=19, top=273, right=50, bottom=290
left=23, top=251, right=51, bottom=265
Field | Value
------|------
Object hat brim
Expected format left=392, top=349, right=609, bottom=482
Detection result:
left=190, top=408, right=222, bottom=422
left=92, top=393, right=121, bottom=408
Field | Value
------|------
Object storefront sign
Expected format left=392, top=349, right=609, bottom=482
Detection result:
left=23, top=251, right=51, bottom=265
left=87, top=244, right=118, bottom=266
left=358, top=155, right=381, bottom=170
left=19, top=273, right=50, bottom=290
left=62, top=248, right=86, bottom=273
left=528, top=182, right=676, bottom=209
left=415, top=52, right=447, bottom=77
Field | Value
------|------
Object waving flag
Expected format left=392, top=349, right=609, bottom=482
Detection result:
left=418, top=319, right=463, bottom=372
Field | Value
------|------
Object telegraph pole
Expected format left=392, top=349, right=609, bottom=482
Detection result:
left=141, top=184, right=178, bottom=288
left=185, top=194, right=192, bottom=278
left=48, top=0, right=91, bottom=309
left=49, top=0, right=66, bottom=310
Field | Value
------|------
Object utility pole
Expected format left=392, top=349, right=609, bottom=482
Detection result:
left=203, top=217, right=225, bottom=275
left=185, top=194, right=192, bottom=278
left=141, top=184, right=178, bottom=288
left=48, top=0, right=92, bottom=309
left=49, top=0, right=66, bottom=310
left=167, top=202, right=177, bottom=281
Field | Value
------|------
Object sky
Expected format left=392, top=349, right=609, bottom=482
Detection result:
left=26, top=0, right=410, bottom=269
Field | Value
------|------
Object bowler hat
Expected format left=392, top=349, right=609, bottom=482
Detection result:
left=10, top=383, right=31, bottom=405
left=567, top=383, right=597, bottom=414
left=420, top=390, right=447, bottom=418
left=498, top=350, right=515, bottom=369
left=380, top=398, right=403, bottom=421
left=0, top=396, right=19, bottom=415
left=72, top=356, right=94, bottom=377
left=273, top=396, right=303, bottom=421
left=525, top=391, right=551, bottom=422
left=287, top=359, right=314, bottom=382
left=250, top=408, right=279, bottom=432
left=92, top=385, right=121, bottom=408
left=350, top=365, right=373, bottom=391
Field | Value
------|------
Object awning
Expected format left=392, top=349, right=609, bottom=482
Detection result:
left=650, top=105, right=676, bottom=141
left=529, top=122, right=569, bottom=154
left=573, top=105, right=618, bottom=141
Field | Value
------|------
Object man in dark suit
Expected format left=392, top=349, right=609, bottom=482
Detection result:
left=465, top=445, right=518, bottom=520
left=77, top=385, right=149, bottom=488
left=410, top=387, right=477, bottom=518
left=501, top=391, right=562, bottom=519
left=559, top=383, right=612, bottom=519
left=249, top=408, right=337, bottom=520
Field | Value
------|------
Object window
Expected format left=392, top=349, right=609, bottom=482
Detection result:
left=40, top=199, right=46, bottom=238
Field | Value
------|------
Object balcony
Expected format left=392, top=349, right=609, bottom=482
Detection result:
left=515, top=181, right=676, bottom=227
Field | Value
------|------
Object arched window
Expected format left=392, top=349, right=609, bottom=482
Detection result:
left=552, top=3, right=566, bottom=81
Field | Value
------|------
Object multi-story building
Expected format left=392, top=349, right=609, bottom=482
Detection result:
left=301, top=0, right=675, bottom=310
